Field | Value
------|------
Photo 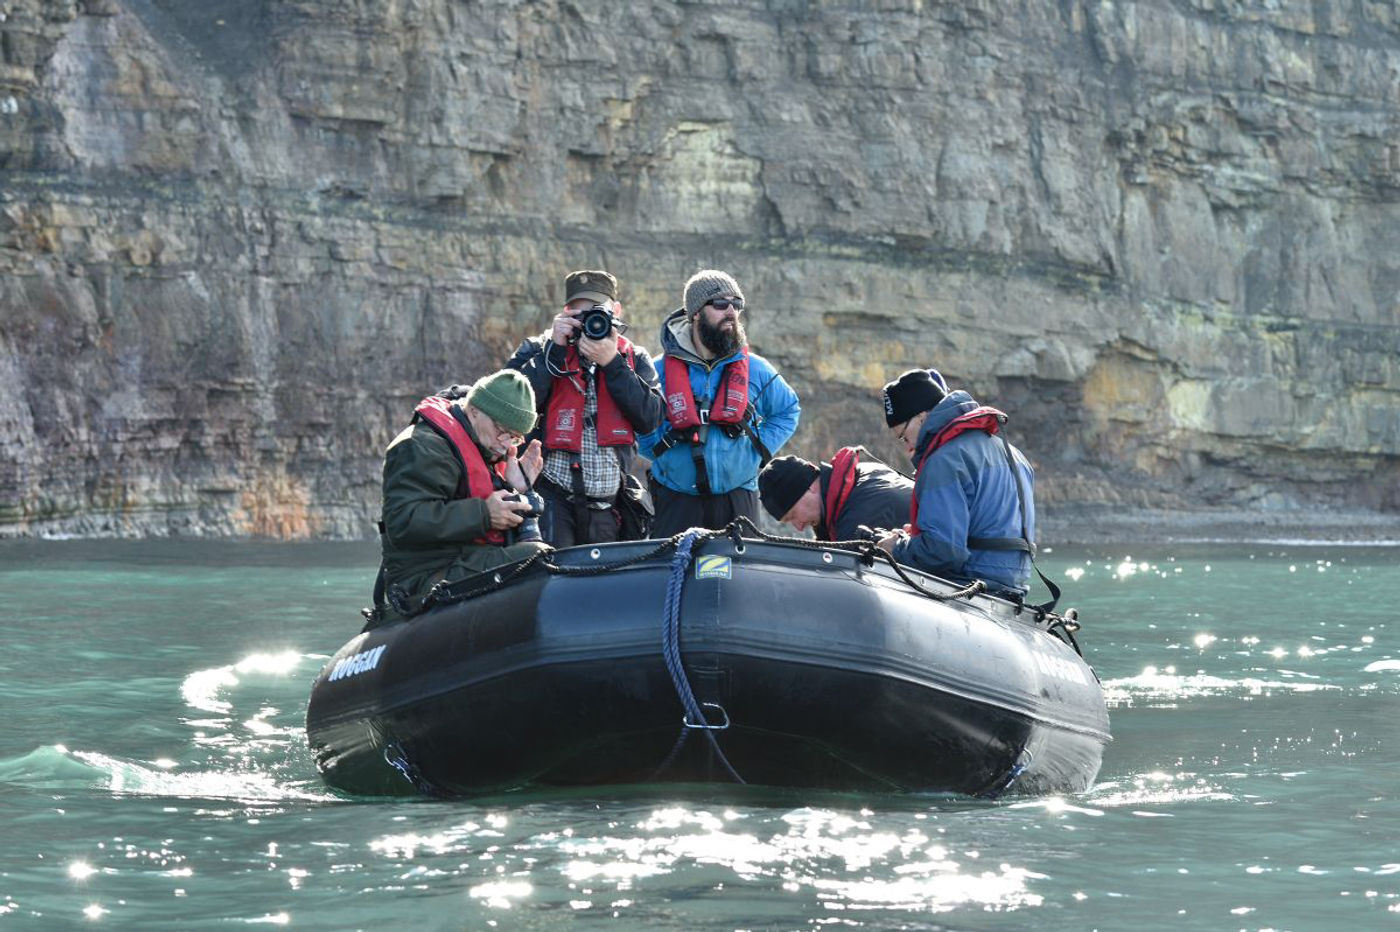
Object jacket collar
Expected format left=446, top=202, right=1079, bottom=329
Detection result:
left=910, top=391, right=978, bottom=465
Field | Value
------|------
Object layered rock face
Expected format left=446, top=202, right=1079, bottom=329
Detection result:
left=1, top=0, right=1397, bottom=538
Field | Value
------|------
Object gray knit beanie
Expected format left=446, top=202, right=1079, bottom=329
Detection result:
left=466, top=369, right=537, bottom=436
left=683, top=269, right=745, bottom=318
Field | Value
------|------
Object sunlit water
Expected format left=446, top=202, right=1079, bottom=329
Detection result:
left=2, top=538, right=1397, bottom=930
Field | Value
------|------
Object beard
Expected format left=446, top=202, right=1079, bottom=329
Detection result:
left=697, top=313, right=746, bottom=358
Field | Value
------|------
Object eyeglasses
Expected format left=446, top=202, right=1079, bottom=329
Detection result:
left=490, top=419, right=526, bottom=448
left=708, top=297, right=744, bottom=312
left=896, top=418, right=919, bottom=447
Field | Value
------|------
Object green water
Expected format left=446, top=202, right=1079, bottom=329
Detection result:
left=1, top=538, right=1397, bottom=930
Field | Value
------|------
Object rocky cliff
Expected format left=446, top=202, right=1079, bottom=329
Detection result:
left=2, top=0, right=1397, bottom=539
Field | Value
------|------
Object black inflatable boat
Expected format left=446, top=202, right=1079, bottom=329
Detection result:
left=306, top=526, right=1110, bottom=798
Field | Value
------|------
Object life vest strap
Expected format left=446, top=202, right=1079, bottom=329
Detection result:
left=968, top=536, right=1034, bottom=553
left=992, top=430, right=1060, bottom=614
left=690, top=434, right=712, bottom=496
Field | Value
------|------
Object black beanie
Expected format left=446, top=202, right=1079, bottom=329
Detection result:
left=759, top=455, right=820, bottom=520
left=882, top=368, right=948, bottom=426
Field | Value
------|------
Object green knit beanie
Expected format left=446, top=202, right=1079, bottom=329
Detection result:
left=466, top=369, right=537, bottom=436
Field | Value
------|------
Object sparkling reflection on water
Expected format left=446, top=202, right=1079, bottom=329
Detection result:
left=2, top=539, right=1398, bottom=929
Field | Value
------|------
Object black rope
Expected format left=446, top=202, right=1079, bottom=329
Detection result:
left=1043, top=608, right=1084, bottom=657
left=414, top=515, right=1076, bottom=621
left=718, top=515, right=988, bottom=603
left=421, top=535, right=694, bottom=611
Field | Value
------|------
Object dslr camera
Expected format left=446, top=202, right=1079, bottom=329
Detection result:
left=503, top=490, right=545, bottom=545
left=571, top=304, right=615, bottom=343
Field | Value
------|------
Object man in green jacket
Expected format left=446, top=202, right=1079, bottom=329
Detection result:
left=378, top=369, right=550, bottom=617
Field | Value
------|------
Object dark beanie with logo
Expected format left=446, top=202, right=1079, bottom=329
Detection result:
left=882, top=368, right=949, bottom=426
left=759, top=455, right=820, bottom=520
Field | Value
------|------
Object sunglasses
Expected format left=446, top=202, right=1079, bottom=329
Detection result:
left=708, top=297, right=744, bottom=312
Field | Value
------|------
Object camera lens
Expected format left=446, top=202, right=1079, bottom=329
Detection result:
left=580, top=305, right=612, bottom=340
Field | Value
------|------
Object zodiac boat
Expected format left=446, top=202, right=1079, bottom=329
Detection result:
left=305, top=524, right=1110, bottom=798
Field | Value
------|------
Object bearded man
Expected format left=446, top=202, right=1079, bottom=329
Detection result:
left=640, top=269, right=800, bottom=536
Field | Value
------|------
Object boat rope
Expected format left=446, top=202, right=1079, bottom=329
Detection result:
left=653, top=529, right=745, bottom=784
left=706, top=519, right=1083, bottom=653
left=1045, top=608, right=1085, bottom=658
left=413, top=536, right=683, bottom=613
left=712, top=519, right=1085, bottom=656
left=405, top=516, right=1082, bottom=657
left=719, top=515, right=988, bottom=603
left=409, top=516, right=1021, bottom=617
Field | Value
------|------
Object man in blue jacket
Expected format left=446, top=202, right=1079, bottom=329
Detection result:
left=641, top=269, right=801, bottom=537
left=875, top=368, right=1036, bottom=597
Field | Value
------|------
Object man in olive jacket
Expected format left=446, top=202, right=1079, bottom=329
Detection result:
left=378, top=369, right=549, bottom=617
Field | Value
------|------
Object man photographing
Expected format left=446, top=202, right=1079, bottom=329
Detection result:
left=508, top=269, right=663, bottom=547
left=376, top=369, right=549, bottom=619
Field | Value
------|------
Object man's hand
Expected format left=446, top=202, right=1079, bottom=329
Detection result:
left=551, top=308, right=582, bottom=346
left=577, top=333, right=618, bottom=366
left=485, top=489, right=531, bottom=530
left=876, top=528, right=907, bottom=554
left=502, top=439, right=544, bottom=492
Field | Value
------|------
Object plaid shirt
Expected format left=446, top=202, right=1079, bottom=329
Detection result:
left=542, top=367, right=623, bottom=502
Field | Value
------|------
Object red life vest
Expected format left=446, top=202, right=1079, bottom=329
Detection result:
left=908, top=406, right=1006, bottom=535
left=663, top=349, right=750, bottom=429
left=821, top=446, right=863, bottom=542
left=413, top=395, right=507, bottom=545
left=544, top=337, right=638, bottom=452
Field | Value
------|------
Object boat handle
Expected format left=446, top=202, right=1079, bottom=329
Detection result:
left=683, top=702, right=731, bottom=730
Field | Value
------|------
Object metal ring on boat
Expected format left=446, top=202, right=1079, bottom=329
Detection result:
left=734, top=543, right=746, bottom=554
left=492, top=573, right=501, bottom=583
left=683, top=702, right=731, bottom=730
left=590, top=548, right=601, bottom=559
left=822, top=552, right=833, bottom=563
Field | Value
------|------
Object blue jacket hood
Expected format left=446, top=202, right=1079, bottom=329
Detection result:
left=909, top=390, right=980, bottom=467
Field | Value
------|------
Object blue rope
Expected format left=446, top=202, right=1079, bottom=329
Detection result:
left=656, top=529, right=745, bottom=784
